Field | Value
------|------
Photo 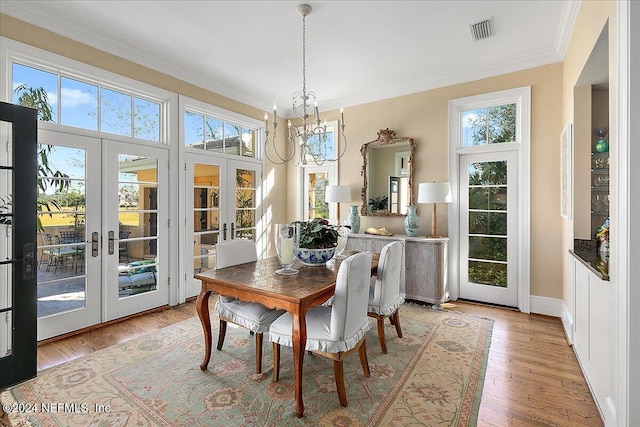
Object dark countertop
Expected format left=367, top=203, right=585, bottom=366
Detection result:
left=570, top=246, right=610, bottom=281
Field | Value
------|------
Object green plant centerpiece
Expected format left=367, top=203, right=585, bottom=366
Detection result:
left=294, top=218, right=343, bottom=265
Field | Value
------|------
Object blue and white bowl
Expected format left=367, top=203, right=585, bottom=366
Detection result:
left=296, top=247, right=336, bottom=266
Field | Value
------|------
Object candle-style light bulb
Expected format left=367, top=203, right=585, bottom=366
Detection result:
left=288, top=120, right=292, bottom=129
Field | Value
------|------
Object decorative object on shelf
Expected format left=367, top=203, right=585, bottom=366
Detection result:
left=594, top=126, right=609, bottom=153
left=417, top=182, right=452, bottom=238
left=347, top=205, right=360, bottom=234
left=595, top=217, right=610, bottom=254
left=274, top=223, right=299, bottom=275
left=263, top=4, right=347, bottom=166
left=404, top=205, right=420, bottom=237
left=325, top=185, right=351, bottom=225
left=364, top=227, right=395, bottom=236
left=294, top=218, right=339, bottom=265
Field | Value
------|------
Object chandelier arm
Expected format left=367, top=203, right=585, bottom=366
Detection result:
left=265, top=126, right=296, bottom=164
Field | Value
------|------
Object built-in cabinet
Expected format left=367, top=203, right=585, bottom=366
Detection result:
left=571, top=253, right=616, bottom=424
left=345, top=233, right=448, bottom=306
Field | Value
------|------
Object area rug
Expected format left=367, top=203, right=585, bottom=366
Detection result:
left=1, top=303, right=493, bottom=426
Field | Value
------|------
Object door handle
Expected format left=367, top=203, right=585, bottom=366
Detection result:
left=223, top=223, right=227, bottom=240
left=108, top=230, right=115, bottom=255
left=230, top=223, right=235, bottom=239
left=92, top=232, right=99, bottom=257
left=23, top=243, right=34, bottom=280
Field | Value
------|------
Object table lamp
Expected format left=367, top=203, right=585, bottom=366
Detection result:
left=324, top=185, right=351, bottom=225
left=417, top=182, right=452, bottom=238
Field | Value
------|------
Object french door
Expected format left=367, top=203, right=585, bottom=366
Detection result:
left=459, top=150, right=518, bottom=307
left=0, top=102, right=37, bottom=389
left=185, top=152, right=261, bottom=298
left=36, top=130, right=168, bottom=339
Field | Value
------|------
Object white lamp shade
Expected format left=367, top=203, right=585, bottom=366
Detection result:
left=325, top=185, right=352, bottom=203
left=417, top=182, right=452, bottom=204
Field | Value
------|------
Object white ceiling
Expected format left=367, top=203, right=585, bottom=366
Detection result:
left=1, top=1, right=579, bottom=116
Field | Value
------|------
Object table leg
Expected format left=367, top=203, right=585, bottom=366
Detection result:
left=292, top=309, right=307, bottom=418
left=196, top=289, right=212, bottom=371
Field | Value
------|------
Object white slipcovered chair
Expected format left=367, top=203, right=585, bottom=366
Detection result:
left=269, top=251, right=372, bottom=407
left=368, top=241, right=405, bottom=353
left=214, top=239, right=285, bottom=374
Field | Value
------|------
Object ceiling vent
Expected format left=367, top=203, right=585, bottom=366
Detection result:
left=470, top=18, right=494, bottom=41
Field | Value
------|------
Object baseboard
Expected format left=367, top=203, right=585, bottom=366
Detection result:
left=529, top=295, right=563, bottom=317
left=561, top=300, right=574, bottom=345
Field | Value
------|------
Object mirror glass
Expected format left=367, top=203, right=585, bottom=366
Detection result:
left=361, top=129, right=416, bottom=216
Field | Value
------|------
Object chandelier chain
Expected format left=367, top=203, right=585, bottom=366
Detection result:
left=264, top=4, right=347, bottom=166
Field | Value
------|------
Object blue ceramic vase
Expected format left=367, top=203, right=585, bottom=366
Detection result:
left=404, top=205, right=420, bottom=237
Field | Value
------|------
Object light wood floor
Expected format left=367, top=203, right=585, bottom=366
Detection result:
left=36, top=300, right=603, bottom=427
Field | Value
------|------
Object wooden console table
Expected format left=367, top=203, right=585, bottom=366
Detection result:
left=345, top=233, right=448, bottom=306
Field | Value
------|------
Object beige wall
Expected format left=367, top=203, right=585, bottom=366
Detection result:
left=321, top=64, right=563, bottom=299
left=2, top=13, right=565, bottom=300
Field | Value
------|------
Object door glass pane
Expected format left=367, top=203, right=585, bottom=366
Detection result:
left=60, top=77, right=98, bottom=130
left=306, top=172, right=329, bottom=219
left=193, top=164, right=221, bottom=273
left=0, top=120, right=11, bottom=359
left=467, top=160, right=508, bottom=287
left=37, top=145, right=87, bottom=318
left=118, top=154, right=158, bottom=298
left=235, top=169, right=256, bottom=240
left=240, top=127, right=255, bottom=158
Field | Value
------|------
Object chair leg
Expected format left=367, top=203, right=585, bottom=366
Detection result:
left=272, top=343, right=280, bottom=382
left=217, top=319, right=227, bottom=351
left=391, top=310, right=403, bottom=338
left=333, top=359, right=348, bottom=407
left=377, top=317, right=388, bottom=354
left=255, top=332, right=263, bottom=374
left=358, top=339, right=371, bottom=378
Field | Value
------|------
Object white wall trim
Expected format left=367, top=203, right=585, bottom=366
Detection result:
left=529, top=295, right=563, bottom=318
left=561, top=299, right=575, bottom=345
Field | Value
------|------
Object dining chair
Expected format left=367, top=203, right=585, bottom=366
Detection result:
left=214, top=239, right=285, bottom=374
left=269, top=251, right=372, bottom=407
left=367, top=241, right=405, bottom=354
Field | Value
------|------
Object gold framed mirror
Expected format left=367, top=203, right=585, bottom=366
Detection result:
left=360, top=129, right=416, bottom=216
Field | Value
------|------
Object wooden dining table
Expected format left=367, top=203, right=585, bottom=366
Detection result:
left=194, top=251, right=378, bottom=418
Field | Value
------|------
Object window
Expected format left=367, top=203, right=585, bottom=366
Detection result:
left=461, top=103, right=516, bottom=147
left=11, top=63, right=162, bottom=142
left=298, top=121, right=339, bottom=221
left=184, top=110, right=256, bottom=158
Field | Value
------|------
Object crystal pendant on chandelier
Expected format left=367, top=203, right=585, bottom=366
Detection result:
left=264, top=4, right=347, bottom=166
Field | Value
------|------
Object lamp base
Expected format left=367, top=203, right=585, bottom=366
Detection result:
left=426, top=234, right=443, bottom=239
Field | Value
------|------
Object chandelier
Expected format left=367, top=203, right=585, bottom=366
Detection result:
left=264, top=4, right=347, bottom=166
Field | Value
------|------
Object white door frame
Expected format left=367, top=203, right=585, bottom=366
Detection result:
left=448, top=86, right=531, bottom=313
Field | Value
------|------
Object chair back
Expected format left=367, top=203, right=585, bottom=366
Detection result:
left=371, top=241, right=404, bottom=309
left=216, top=239, right=257, bottom=269
left=330, top=251, right=372, bottom=340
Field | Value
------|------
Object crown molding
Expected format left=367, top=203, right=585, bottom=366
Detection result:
left=1, top=2, right=568, bottom=117
left=555, top=0, right=582, bottom=59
